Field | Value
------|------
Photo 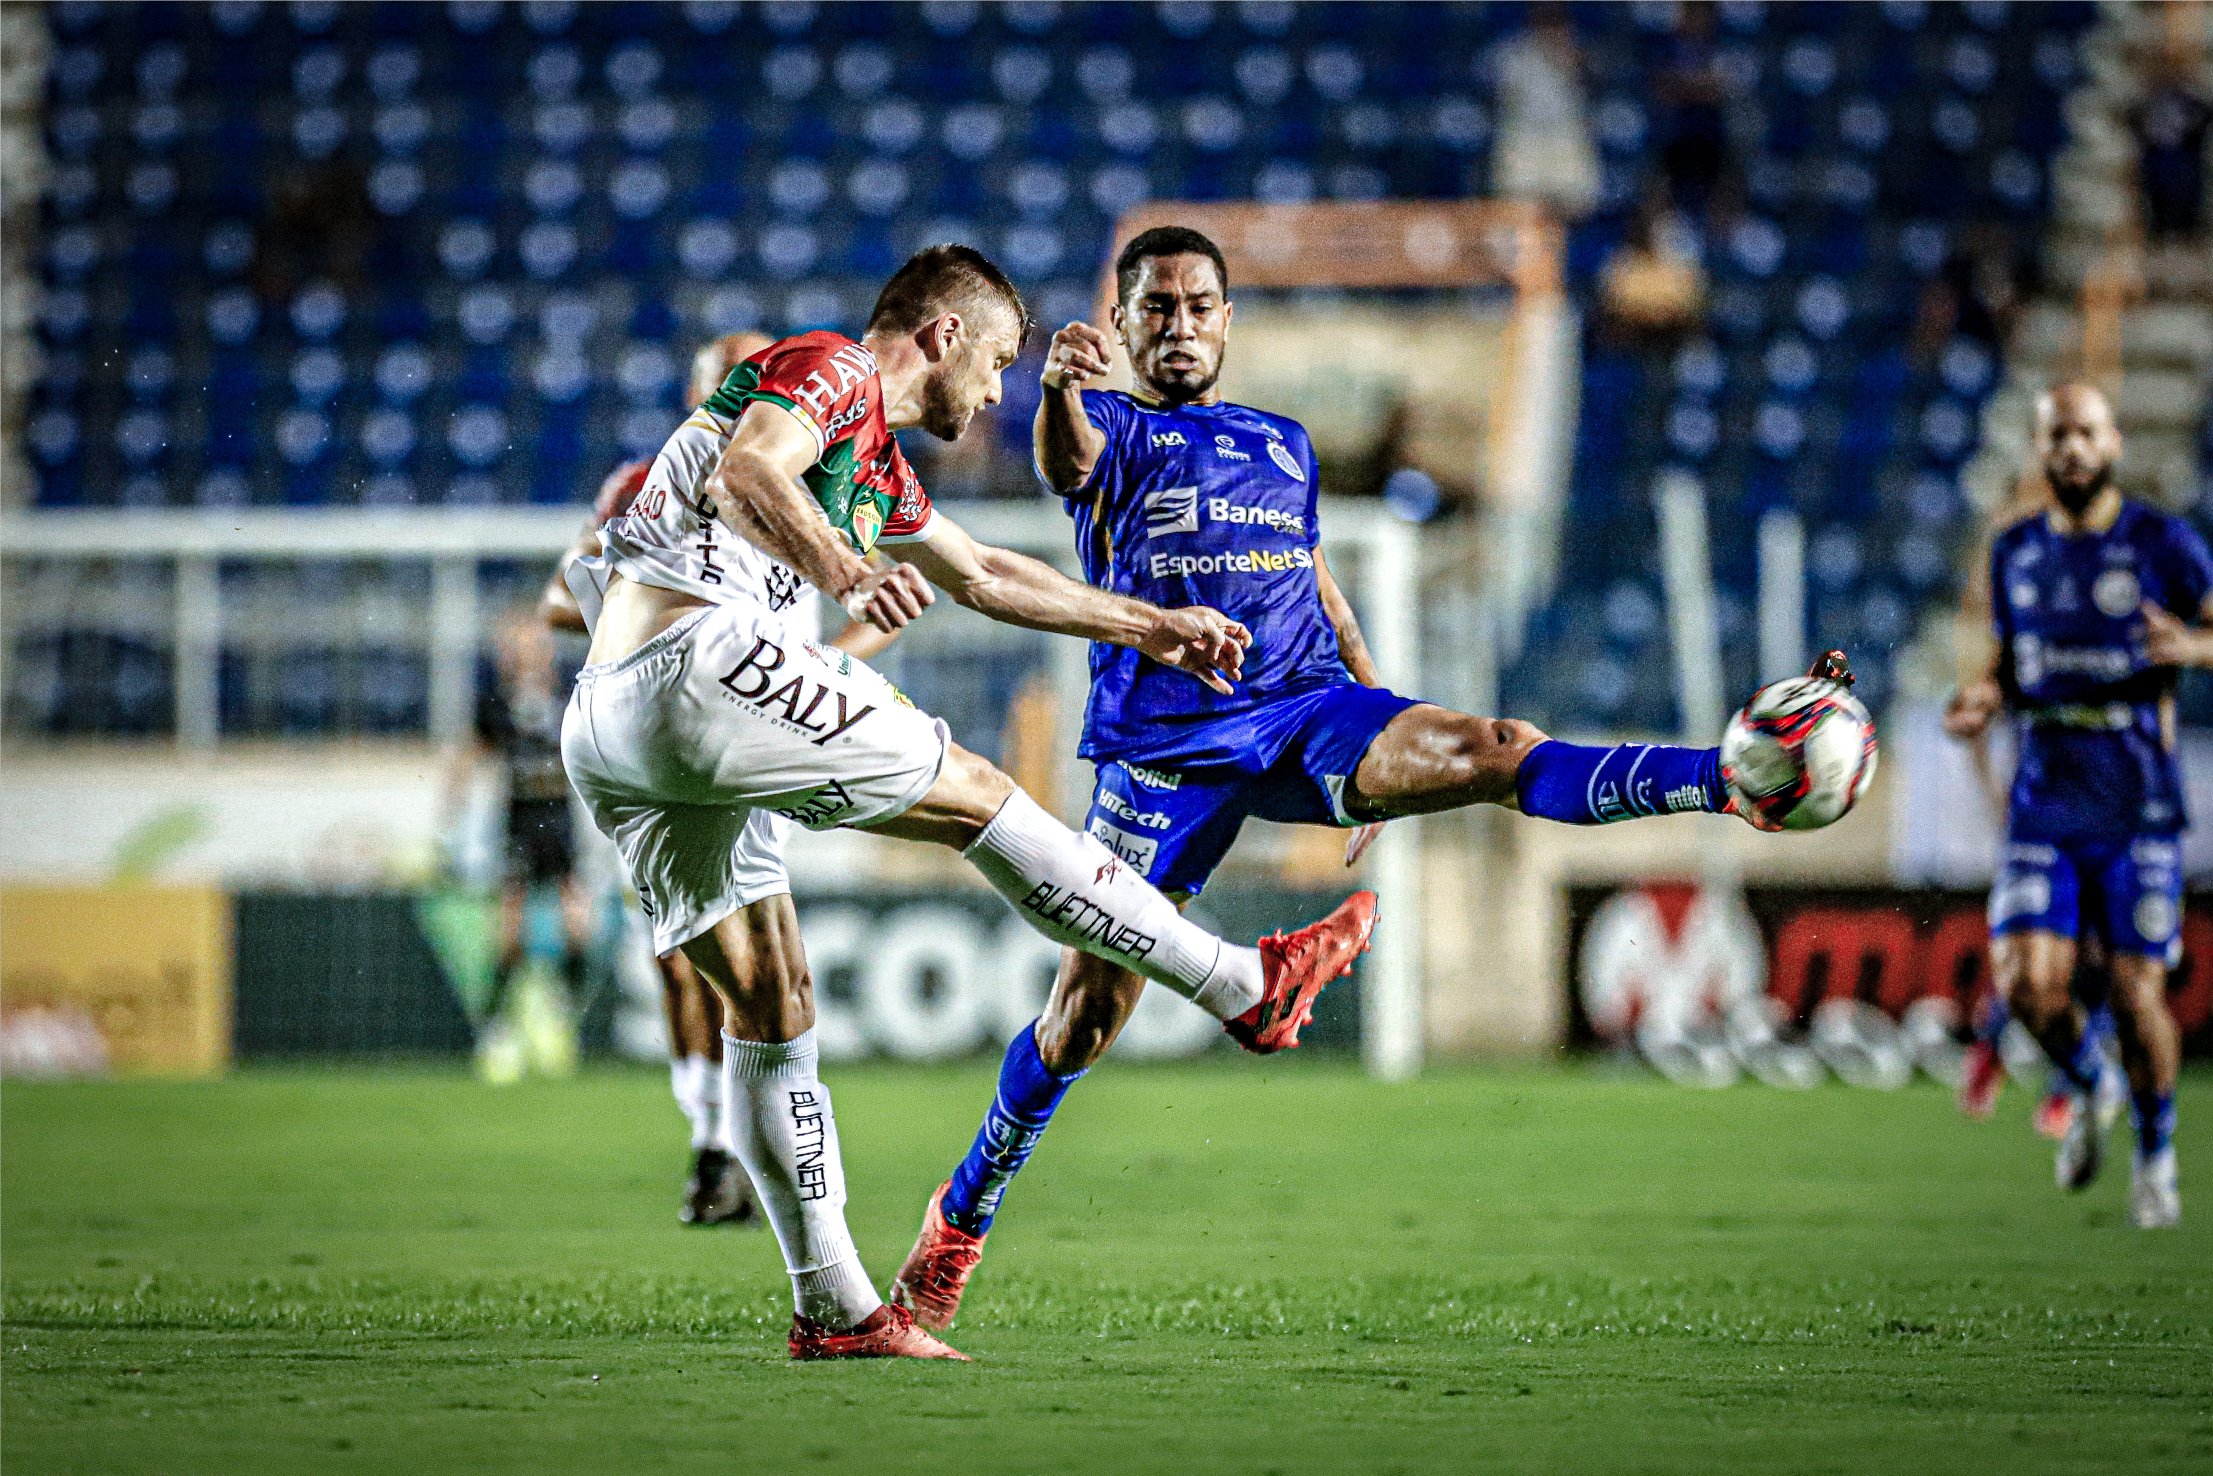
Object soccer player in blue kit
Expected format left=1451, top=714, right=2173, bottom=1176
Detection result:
left=890, top=226, right=1842, bottom=1324
left=1945, top=382, right=2208, bottom=1229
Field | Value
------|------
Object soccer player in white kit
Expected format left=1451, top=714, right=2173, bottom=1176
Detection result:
left=561, top=245, right=1378, bottom=1361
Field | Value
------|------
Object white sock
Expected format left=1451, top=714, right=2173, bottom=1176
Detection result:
left=965, top=787, right=1263, bottom=1020
left=669, top=1053, right=719, bottom=1151
left=720, top=1029, right=881, bottom=1329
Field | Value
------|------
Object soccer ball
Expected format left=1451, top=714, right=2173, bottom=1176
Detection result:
left=1720, top=676, right=1878, bottom=831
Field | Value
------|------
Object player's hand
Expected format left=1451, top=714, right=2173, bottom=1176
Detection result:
left=1344, top=821, right=1384, bottom=867
left=1942, top=678, right=2000, bottom=740
left=2140, top=600, right=2204, bottom=667
left=1041, top=322, right=1114, bottom=392
left=840, top=562, right=934, bottom=634
left=1140, top=606, right=1251, bottom=695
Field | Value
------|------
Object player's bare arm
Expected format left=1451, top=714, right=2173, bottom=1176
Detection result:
left=709, top=398, right=935, bottom=634
left=1314, top=549, right=1381, bottom=688
left=1033, top=321, right=1113, bottom=492
left=2139, top=595, right=2213, bottom=668
left=892, top=513, right=1251, bottom=695
left=540, top=525, right=600, bottom=635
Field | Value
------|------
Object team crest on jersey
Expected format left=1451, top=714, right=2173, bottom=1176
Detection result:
left=1267, top=440, right=1306, bottom=482
left=2092, top=568, right=2139, bottom=617
left=849, top=498, right=884, bottom=553
left=1144, top=485, right=1199, bottom=536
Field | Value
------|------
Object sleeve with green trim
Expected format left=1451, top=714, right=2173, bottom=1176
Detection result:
left=701, top=330, right=879, bottom=463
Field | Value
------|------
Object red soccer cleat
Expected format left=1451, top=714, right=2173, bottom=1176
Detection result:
left=1225, top=891, right=1380, bottom=1054
left=2034, top=1088, right=2077, bottom=1142
left=788, top=1302, right=970, bottom=1362
left=1956, top=1039, right=2005, bottom=1120
left=887, top=1182, right=987, bottom=1332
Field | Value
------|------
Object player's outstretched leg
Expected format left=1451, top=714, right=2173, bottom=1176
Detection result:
left=1348, top=653, right=1860, bottom=830
left=2109, top=955, right=2182, bottom=1228
left=869, top=747, right=1376, bottom=1052
left=679, top=901, right=967, bottom=1361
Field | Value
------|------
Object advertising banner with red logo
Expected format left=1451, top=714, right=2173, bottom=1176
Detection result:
left=1564, top=883, right=2213, bottom=1086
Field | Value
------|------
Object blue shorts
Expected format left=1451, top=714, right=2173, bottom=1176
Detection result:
left=1989, top=833, right=2183, bottom=962
left=1080, top=682, right=1421, bottom=897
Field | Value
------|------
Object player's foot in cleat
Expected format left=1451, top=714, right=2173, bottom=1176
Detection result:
left=2130, top=1148, right=2181, bottom=1229
left=2054, top=1082, right=2114, bottom=1191
left=1957, top=1039, right=2005, bottom=1119
left=887, top=1182, right=986, bottom=1331
left=2033, top=1087, right=2076, bottom=1142
left=1225, top=891, right=1380, bottom=1054
left=680, top=1145, right=757, bottom=1227
left=789, top=1302, right=970, bottom=1361
left=1807, top=649, right=1855, bottom=687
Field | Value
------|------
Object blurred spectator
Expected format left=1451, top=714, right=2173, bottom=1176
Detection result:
left=1653, top=1, right=1733, bottom=210
left=1599, top=198, right=1706, bottom=347
left=1915, top=221, right=2037, bottom=356
left=2130, top=47, right=2210, bottom=241
left=1489, top=4, right=1600, bottom=221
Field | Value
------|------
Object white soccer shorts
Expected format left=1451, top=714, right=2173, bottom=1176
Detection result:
left=562, top=604, right=948, bottom=954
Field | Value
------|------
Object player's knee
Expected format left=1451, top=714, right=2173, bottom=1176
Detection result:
left=2106, top=960, right=2168, bottom=1024
left=2002, top=967, right=2068, bottom=1029
left=1438, top=716, right=1546, bottom=792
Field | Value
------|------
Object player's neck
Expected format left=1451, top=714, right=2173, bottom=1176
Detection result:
left=861, top=330, right=929, bottom=431
left=2048, top=486, right=2122, bottom=537
left=1133, top=381, right=1223, bottom=410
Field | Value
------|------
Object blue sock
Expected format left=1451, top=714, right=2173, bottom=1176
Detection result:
left=1514, top=740, right=1727, bottom=824
left=2054, top=1023, right=2104, bottom=1096
left=940, top=1022, right=1085, bottom=1235
left=1976, top=991, right=2010, bottom=1046
left=2132, top=1088, right=2176, bottom=1160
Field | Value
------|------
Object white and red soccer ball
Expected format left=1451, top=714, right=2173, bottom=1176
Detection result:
left=1721, top=676, right=1879, bottom=831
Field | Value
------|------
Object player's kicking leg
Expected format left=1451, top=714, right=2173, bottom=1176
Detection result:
left=892, top=661, right=1857, bottom=1328
left=658, top=949, right=755, bottom=1226
left=1992, top=928, right=2122, bottom=1192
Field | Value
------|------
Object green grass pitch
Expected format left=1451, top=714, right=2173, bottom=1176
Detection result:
left=4, top=1063, right=2209, bottom=1475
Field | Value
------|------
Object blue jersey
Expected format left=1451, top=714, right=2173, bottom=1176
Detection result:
left=1055, top=390, right=1351, bottom=767
left=1991, top=499, right=2213, bottom=841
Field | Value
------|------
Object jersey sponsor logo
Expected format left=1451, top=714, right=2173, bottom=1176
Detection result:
left=1663, top=783, right=1706, bottom=813
left=1084, top=817, right=1161, bottom=876
left=1122, top=763, right=1182, bottom=791
left=1097, top=789, right=1172, bottom=830
left=1151, top=431, right=1188, bottom=448
left=2012, top=634, right=2133, bottom=687
left=717, top=635, right=877, bottom=746
left=1019, top=877, right=1157, bottom=960
left=1268, top=440, right=1306, bottom=482
left=1205, top=496, right=1306, bottom=536
left=1144, top=485, right=1200, bottom=536
left=2093, top=568, right=2140, bottom=617
left=1213, top=433, right=1251, bottom=462
left=1149, top=547, right=1315, bottom=578
left=774, top=778, right=855, bottom=829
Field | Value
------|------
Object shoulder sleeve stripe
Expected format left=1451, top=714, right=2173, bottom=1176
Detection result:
left=876, top=508, right=938, bottom=545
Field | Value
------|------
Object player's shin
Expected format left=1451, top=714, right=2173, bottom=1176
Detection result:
left=964, top=788, right=1263, bottom=1020
left=1514, top=741, right=1728, bottom=823
left=720, top=1030, right=882, bottom=1328
left=940, top=1023, right=1086, bottom=1235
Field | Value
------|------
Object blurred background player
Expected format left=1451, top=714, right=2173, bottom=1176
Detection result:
left=890, top=226, right=1856, bottom=1329
left=1945, top=383, right=2212, bottom=1228
left=1949, top=465, right=2124, bottom=1137
left=542, top=331, right=897, bottom=1227
left=462, top=606, right=591, bottom=1083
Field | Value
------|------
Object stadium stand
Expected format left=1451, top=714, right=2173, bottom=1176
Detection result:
left=17, top=0, right=2120, bottom=738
